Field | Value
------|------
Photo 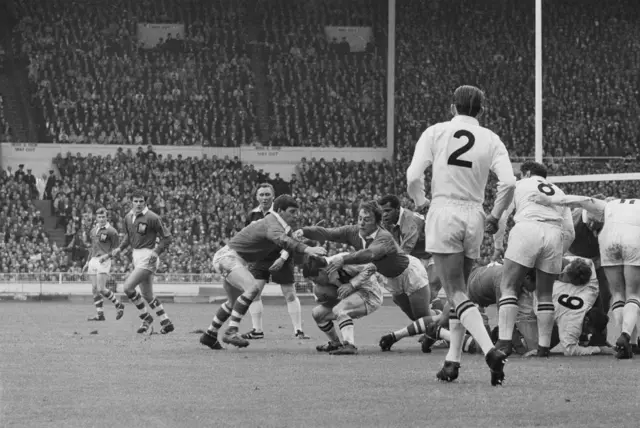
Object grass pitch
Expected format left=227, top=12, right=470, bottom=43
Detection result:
left=0, top=301, right=637, bottom=428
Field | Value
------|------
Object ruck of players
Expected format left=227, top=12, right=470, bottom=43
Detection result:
left=79, top=85, right=638, bottom=387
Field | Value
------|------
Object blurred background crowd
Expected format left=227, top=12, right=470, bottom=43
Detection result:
left=1, top=0, right=639, bottom=280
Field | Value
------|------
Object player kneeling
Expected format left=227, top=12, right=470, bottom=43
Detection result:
left=303, top=254, right=383, bottom=355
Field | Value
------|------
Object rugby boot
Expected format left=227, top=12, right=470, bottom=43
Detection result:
left=160, top=320, right=175, bottom=334
left=115, top=303, right=125, bottom=321
left=316, top=340, right=342, bottom=353
left=330, top=342, right=358, bottom=355
left=485, top=347, right=507, bottom=386
left=222, top=329, right=250, bottom=348
left=495, top=339, right=513, bottom=357
left=536, top=345, right=551, bottom=358
left=200, top=332, right=224, bottom=350
left=87, top=313, right=105, bottom=321
left=295, top=330, right=310, bottom=339
left=615, top=332, right=633, bottom=360
left=421, top=323, right=440, bottom=353
left=137, top=315, right=154, bottom=334
left=436, top=361, right=460, bottom=382
left=379, top=333, right=396, bottom=351
left=241, top=328, right=264, bottom=340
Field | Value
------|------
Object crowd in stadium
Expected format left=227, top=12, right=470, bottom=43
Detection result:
left=1, top=0, right=639, bottom=277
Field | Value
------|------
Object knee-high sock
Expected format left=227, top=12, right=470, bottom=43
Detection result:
left=457, top=300, right=495, bottom=355
left=445, top=309, right=464, bottom=363
left=228, top=294, right=254, bottom=330
left=498, top=295, right=519, bottom=341
left=287, top=298, right=303, bottom=332
left=611, top=300, right=624, bottom=327
left=125, top=290, right=150, bottom=321
left=317, top=320, right=340, bottom=342
left=337, top=315, right=355, bottom=345
left=208, top=302, right=232, bottom=334
left=392, top=317, right=428, bottom=341
left=101, top=289, right=121, bottom=307
left=537, top=302, right=555, bottom=347
left=148, top=297, right=171, bottom=325
left=249, top=300, right=264, bottom=332
left=621, top=298, right=640, bottom=336
left=93, top=294, right=104, bottom=314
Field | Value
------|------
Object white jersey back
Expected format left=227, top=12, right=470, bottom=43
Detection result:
left=604, top=199, right=640, bottom=227
left=513, top=176, right=567, bottom=225
left=426, top=116, right=512, bottom=204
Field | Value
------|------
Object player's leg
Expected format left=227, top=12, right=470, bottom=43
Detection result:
left=96, top=262, right=124, bottom=320
left=391, top=293, right=415, bottom=320
left=87, top=269, right=105, bottom=321
left=200, top=280, right=243, bottom=350
left=327, top=293, right=368, bottom=355
left=312, top=302, right=342, bottom=352
left=533, top=269, right=557, bottom=357
left=595, top=265, right=612, bottom=313
left=139, top=273, right=174, bottom=334
left=223, top=268, right=267, bottom=347
left=603, top=265, right=625, bottom=331
left=280, top=283, right=308, bottom=338
left=122, top=268, right=154, bottom=333
left=426, top=259, right=443, bottom=302
left=243, top=262, right=268, bottom=339
left=616, top=265, right=640, bottom=359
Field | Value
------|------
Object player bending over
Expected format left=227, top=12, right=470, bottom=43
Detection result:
left=302, top=253, right=383, bottom=355
left=295, top=201, right=440, bottom=353
left=200, top=195, right=326, bottom=350
left=102, top=189, right=174, bottom=334
left=83, top=207, right=124, bottom=321
left=241, top=183, right=309, bottom=341
left=407, top=85, right=516, bottom=385
left=534, top=193, right=640, bottom=359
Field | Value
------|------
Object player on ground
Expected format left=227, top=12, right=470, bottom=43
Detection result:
left=200, top=195, right=326, bottom=349
left=303, top=253, right=383, bottom=355
left=101, top=189, right=174, bottom=334
left=494, top=161, right=575, bottom=358
left=83, top=208, right=124, bottom=321
left=406, top=85, right=516, bottom=385
left=533, top=193, right=640, bottom=359
left=241, top=183, right=309, bottom=340
left=295, top=201, right=440, bottom=351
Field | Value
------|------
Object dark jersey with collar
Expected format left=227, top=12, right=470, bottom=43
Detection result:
left=246, top=206, right=271, bottom=227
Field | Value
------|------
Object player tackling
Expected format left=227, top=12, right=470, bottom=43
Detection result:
left=406, top=85, right=516, bottom=385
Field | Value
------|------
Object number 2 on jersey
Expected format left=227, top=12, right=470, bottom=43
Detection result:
left=447, top=130, right=475, bottom=168
left=558, top=294, right=584, bottom=310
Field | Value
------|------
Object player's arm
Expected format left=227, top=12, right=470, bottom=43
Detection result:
left=406, top=128, right=433, bottom=208
left=343, top=263, right=377, bottom=289
left=301, top=225, right=357, bottom=246
left=342, top=236, right=394, bottom=265
left=399, top=222, right=419, bottom=255
left=265, top=223, right=310, bottom=255
left=112, top=216, right=131, bottom=257
left=489, top=140, right=517, bottom=219
left=109, top=228, right=120, bottom=251
left=561, top=207, right=576, bottom=253
left=151, top=215, right=172, bottom=256
left=493, top=200, right=515, bottom=252
left=535, top=194, right=607, bottom=220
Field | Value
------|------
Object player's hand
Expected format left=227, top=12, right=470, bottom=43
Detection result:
left=485, top=214, right=499, bottom=235
left=110, top=248, right=121, bottom=258
left=491, top=248, right=504, bottom=263
left=304, top=246, right=327, bottom=258
left=415, top=200, right=430, bottom=216
left=293, top=229, right=305, bottom=240
left=337, top=283, right=355, bottom=300
left=326, top=254, right=345, bottom=275
left=98, top=254, right=110, bottom=263
left=598, top=346, right=616, bottom=355
left=269, top=257, right=286, bottom=272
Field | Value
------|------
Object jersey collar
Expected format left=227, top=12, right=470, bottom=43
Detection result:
left=452, top=115, right=479, bottom=126
left=270, top=210, right=291, bottom=234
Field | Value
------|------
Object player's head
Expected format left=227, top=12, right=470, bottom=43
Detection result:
left=358, top=200, right=382, bottom=237
left=273, top=194, right=299, bottom=227
left=520, top=160, right=548, bottom=179
left=451, top=85, right=485, bottom=118
left=521, top=268, right=536, bottom=292
left=256, top=183, right=275, bottom=210
left=95, top=207, right=108, bottom=226
left=302, top=254, right=328, bottom=279
left=130, top=188, right=147, bottom=214
left=561, top=258, right=592, bottom=286
left=378, top=194, right=401, bottom=225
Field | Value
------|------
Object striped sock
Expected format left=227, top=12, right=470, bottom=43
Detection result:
left=611, top=300, right=625, bottom=327
left=148, top=297, right=171, bottom=326
left=393, top=317, right=427, bottom=341
left=208, top=302, right=232, bottom=334
left=498, top=295, right=519, bottom=341
left=93, top=295, right=104, bottom=314
left=228, top=294, right=254, bottom=330
left=536, top=302, right=555, bottom=347
left=622, top=298, right=640, bottom=336
left=101, top=289, right=121, bottom=307
left=317, top=320, right=340, bottom=342
left=125, top=290, right=150, bottom=321
left=445, top=308, right=464, bottom=363
left=457, top=300, right=495, bottom=355
left=337, top=315, right=354, bottom=344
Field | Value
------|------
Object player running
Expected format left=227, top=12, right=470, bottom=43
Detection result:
left=302, top=253, right=383, bottom=355
left=102, top=189, right=174, bottom=334
left=200, top=195, right=326, bottom=350
left=241, top=183, right=309, bottom=341
left=406, top=85, right=516, bottom=385
left=83, top=207, right=124, bottom=321
left=494, top=161, right=575, bottom=358
left=294, top=201, right=440, bottom=349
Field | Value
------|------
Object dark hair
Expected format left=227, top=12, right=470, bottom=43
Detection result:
left=592, top=193, right=606, bottom=200
left=273, top=194, right=299, bottom=212
left=565, top=258, right=592, bottom=286
left=95, top=207, right=108, bottom=216
left=301, top=254, right=327, bottom=278
left=130, top=188, right=147, bottom=200
left=378, top=194, right=401, bottom=209
left=453, top=85, right=485, bottom=117
left=358, top=200, right=383, bottom=224
left=520, top=160, right=548, bottom=179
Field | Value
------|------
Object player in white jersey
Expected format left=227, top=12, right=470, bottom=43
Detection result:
left=534, top=193, right=640, bottom=359
left=494, top=161, right=575, bottom=358
left=406, top=85, right=516, bottom=386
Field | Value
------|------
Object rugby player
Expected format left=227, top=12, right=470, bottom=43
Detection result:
left=494, top=161, right=575, bottom=358
left=534, top=193, right=640, bottom=359
left=242, top=183, right=309, bottom=341
left=200, top=195, right=326, bottom=349
left=302, top=253, right=383, bottom=355
left=406, top=85, right=516, bottom=385
left=83, top=208, right=124, bottom=321
left=295, top=201, right=439, bottom=348
left=102, top=189, right=174, bottom=334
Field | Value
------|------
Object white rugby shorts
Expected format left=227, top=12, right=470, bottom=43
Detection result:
left=383, top=255, right=429, bottom=296
left=505, top=221, right=564, bottom=274
left=132, top=249, right=160, bottom=273
left=425, top=199, right=485, bottom=258
left=87, top=257, right=111, bottom=275
left=599, top=223, right=640, bottom=267
left=212, top=245, right=248, bottom=277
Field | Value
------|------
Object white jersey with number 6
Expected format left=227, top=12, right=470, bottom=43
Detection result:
left=406, top=115, right=516, bottom=258
left=599, top=199, right=640, bottom=266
